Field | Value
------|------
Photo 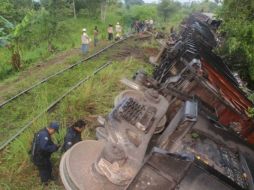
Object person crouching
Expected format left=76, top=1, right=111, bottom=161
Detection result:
left=61, top=120, right=86, bottom=152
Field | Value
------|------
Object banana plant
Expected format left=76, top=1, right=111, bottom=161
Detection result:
left=0, top=15, right=14, bottom=47
left=0, top=13, right=34, bottom=70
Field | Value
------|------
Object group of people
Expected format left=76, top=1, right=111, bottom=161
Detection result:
left=30, top=120, right=86, bottom=185
left=80, top=19, right=155, bottom=55
left=132, top=19, right=154, bottom=33
left=107, top=22, right=123, bottom=41
left=81, top=27, right=98, bottom=54
left=81, top=22, right=123, bottom=55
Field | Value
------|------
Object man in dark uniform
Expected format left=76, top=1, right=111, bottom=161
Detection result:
left=31, top=122, right=60, bottom=184
left=62, top=120, right=86, bottom=152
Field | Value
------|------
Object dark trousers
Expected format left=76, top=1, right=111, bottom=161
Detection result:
left=108, top=33, right=113, bottom=41
left=94, top=38, right=98, bottom=47
left=37, top=160, right=52, bottom=183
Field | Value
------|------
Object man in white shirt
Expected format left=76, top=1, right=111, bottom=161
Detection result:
left=81, top=28, right=91, bottom=54
left=149, top=19, right=154, bottom=30
left=115, top=22, right=122, bottom=40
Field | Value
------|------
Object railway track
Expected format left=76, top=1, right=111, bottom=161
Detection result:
left=0, top=34, right=139, bottom=150
left=0, top=61, right=113, bottom=150
left=0, top=35, right=132, bottom=109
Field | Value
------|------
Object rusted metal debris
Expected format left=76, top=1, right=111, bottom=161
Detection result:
left=60, top=13, right=254, bottom=190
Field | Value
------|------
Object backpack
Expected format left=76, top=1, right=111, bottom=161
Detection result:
left=30, top=132, right=39, bottom=164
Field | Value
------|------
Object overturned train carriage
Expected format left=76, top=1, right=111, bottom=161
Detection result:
left=60, top=13, right=254, bottom=190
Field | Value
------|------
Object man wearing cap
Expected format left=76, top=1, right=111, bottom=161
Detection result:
left=31, top=122, right=60, bottom=184
left=81, top=28, right=91, bottom=54
left=115, top=22, right=122, bottom=40
left=62, top=120, right=86, bottom=152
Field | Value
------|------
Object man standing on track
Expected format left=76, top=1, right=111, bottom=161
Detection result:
left=30, top=122, right=60, bottom=185
left=94, top=26, right=99, bottom=47
left=115, top=22, right=122, bottom=37
left=107, top=24, right=114, bottom=41
left=81, top=28, right=91, bottom=54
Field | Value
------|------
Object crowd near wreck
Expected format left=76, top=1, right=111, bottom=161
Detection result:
left=59, top=13, right=254, bottom=190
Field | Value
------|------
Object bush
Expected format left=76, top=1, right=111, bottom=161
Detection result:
left=122, top=4, right=157, bottom=26
left=218, top=0, right=254, bottom=88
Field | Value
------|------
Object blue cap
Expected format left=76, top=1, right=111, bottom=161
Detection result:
left=49, top=122, right=59, bottom=133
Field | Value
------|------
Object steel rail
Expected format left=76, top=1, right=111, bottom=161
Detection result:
left=0, top=61, right=113, bottom=150
left=0, top=35, right=133, bottom=109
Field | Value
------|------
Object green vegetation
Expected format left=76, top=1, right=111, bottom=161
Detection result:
left=187, top=0, right=218, bottom=13
left=0, top=0, right=219, bottom=82
left=0, top=0, right=123, bottom=80
left=158, top=0, right=181, bottom=22
left=0, top=41, right=110, bottom=103
left=0, top=37, right=153, bottom=189
left=217, top=0, right=254, bottom=89
left=0, top=38, right=134, bottom=147
left=215, top=0, right=254, bottom=102
left=122, top=4, right=157, bottom=25
left=5, top=0, right=254, bottom=189
left=0, top=12, right=122, bottom=80
left=124, top=0, right=144, bottom=6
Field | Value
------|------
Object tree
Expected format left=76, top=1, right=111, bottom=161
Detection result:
left=1, top=3, right=71, bottom=71
left=124, top=0, right=144, bottom=6
left=73, top=0, right=102, bottom=17
left=0, top=0, right=15, bottom=21
left=0, top=12, right=34, bottom=70
left=157, top=0, right=180, bottom=22
left=0, top=16, right=14, bottom=47
left=100, top=0, right=121, bottom=22
left=123, top=4, right=157, bottom=24
left=190, top=0, right=218, bottom=13
left=100, top=0, right=107, bottom=22
left=0, top=0, right=33, bottom=23
left=39, top=0, right=71, bottom=51
left=66, top=0, right=77, bottom=18
left=218, top=0, right=254, bottom=88
left=214, top=0, right=223, bottom=4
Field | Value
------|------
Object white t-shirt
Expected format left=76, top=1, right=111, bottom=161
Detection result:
left=115, top=24, right=122, bottom=33
left=81, top=33, right=90, bottom=44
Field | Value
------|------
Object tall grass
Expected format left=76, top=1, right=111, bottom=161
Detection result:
left=0, top=52, right=110, bottom=146
left=0, top=53, right=153, bottom=189
left=0, top=40, right=110, bottom=103
left=0, top=39, right=135, bottom=144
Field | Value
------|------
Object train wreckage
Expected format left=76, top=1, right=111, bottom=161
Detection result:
left=60, top=13, right=254, bottom=190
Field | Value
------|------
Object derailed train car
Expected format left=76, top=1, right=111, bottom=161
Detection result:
left=153, top=13, right=254, bottom=143
left=60, top=13, right=254, bottom=190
